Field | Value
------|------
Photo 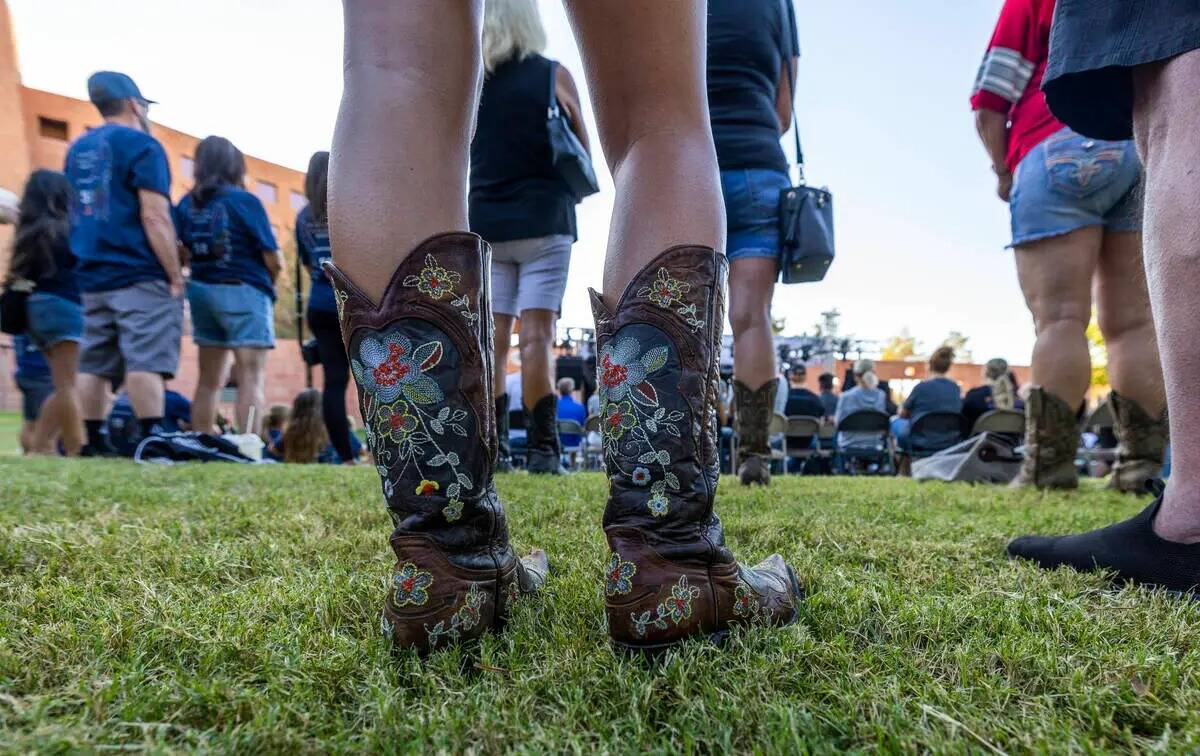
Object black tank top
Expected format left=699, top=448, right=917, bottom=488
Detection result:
left=469, top=54, right=577, bottom=243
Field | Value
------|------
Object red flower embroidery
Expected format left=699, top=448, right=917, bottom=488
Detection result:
left=601, top=354, right=628, bottom=389
left=373, top=343, right=412, bottom=387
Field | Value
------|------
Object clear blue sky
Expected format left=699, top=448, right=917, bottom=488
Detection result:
left=8, top=0, right=1031, bottom=364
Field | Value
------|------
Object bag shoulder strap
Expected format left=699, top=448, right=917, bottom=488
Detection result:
left=777, top=0, right=804, bottom=183
left=546, top=58, right=560, bottom=118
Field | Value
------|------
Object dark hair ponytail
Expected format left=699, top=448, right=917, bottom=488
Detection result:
left=305, top=151, right=329, bottom=223
left=6, top=170, right=71, bottom=284
left=192, top=135, right=246, bottom=207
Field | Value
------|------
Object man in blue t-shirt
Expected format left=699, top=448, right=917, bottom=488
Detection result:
left=65, top=71, right=184, bottom=455
left=555, top=377, right=587, bottom=454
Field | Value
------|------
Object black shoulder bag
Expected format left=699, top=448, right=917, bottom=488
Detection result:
left=0, top=278, right=35, bottom=336
left=777, top=0, right=835, bottom=284
left=546, top=60, right=599, bottom=202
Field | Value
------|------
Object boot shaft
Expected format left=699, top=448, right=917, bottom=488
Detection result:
left=324, top=233, right=508, bottom=565
left=734, top=379, right=778, bottom=456
left=1014, top=386, right=1080, bottom=489
left=590, top=246, right=730, bottom=562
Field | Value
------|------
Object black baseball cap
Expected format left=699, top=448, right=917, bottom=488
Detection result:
left=87, top=71, right=155, bottom=107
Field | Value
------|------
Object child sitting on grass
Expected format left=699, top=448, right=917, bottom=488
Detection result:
left=262, top=404, right=290, bottom=461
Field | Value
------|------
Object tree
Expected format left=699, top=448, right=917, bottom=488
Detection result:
left=942, top=331, right=972, bottom=362
left=881, top=328, right=916, bottom=361
left=1087, top=312, right=1109, bottom=387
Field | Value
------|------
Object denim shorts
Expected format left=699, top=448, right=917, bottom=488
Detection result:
left=26, top=291, right=84, bottom=350
left=490, top=235, right=573, bottom=316
left=187, top=280, right=275, bottom=349
left=720, top=169, right=790, bottom=262
left=81, top=280, right=184, bottom=380
left=1009, top=127, right=1142, bottom=247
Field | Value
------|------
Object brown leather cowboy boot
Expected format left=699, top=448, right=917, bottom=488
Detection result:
left=734, top=379, right=776, bottom=486
left=325, top=232, right=547, bottom=654
left=1011, top=386, right=1080, bottom=490
left=592, top=246, right=803, bottom=655
left=1108, top=391, right=1168, bottom=493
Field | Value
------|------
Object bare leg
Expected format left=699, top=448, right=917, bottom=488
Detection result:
left=78, top=372, right=112, bottom=421
left=330, top=0, right=482, bottom=301
left=1095, top=230, right=1166, bottom=414
left=493, top=313, right=514, bottom=398
left=233, top=348, right=268, bottom=435
left=562, top=0, right=723, bottom=307
left=32, top=341, right=83, bottom=455
left=518, top=308, right=556, bottom=410
left=729, top=258, right=778, bottom=388
left=125, top=371, right=165, bottom=421
left=1014, top=227, right=1101, bottom=408
left=191, top=347, right=230, bottom=435
left=1134, top=52, right=1200, bottom=543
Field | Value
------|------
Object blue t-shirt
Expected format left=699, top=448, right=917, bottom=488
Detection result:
left=295, top=205, right=336, bottom=313
left=12, top=335, right=50, bottom=380
left=64, top=123, right=172, bottom=293
left=557, top=394, right=587, bottom=447
left=174, top=187, right=278, bottom=300
left=904, top=377, right=963, bottom=418
left=30, top=234, right=81, bottom=304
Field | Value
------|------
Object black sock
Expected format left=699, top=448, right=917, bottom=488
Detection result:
left=85, top=419, right=105, bottom=448
left=139, top=417, right=163, bottom=437
left=1008, top=494, right=1200, bottom=596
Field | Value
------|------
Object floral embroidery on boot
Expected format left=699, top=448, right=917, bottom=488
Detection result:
left=630, top=575, right=701, bottom=637
left=597, top=335, right=686, bottom=517
left=637, top=268, right=704, bottom=332
left=402, top=254, right=479, bottom=324
left=425, top=584, right=485, bottom=648
left=605, top=552, right=638, bottom=597
left=392, top=562, right=435, bottom=607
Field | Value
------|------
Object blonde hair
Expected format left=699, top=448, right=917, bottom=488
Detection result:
left=482, top=0, right=547, bottom=73
left=852, top=359, right=879, bottom=390
left=985, top=358, right=1015, bottom=410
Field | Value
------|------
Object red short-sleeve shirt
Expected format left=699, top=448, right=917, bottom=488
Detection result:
left=970, top=0, right=1064, bottom=174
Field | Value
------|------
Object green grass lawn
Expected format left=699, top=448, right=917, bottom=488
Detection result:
left=2, top=459, right=1198, bottom=752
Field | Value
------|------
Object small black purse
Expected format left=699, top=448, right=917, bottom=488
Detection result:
left=777, top=0, right=835, bottom=285
left=546, top=61, right=599, bottom=203
left=0, top=278, right=34, bottom=336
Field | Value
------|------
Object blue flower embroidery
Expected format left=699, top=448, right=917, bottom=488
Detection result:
left=351, top=332, right=443, bottom=405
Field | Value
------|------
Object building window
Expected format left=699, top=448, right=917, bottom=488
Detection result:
left=255, top=180, right=278, bottom=205
left=289, top=190, right=307, bottom=212
left=38, top=117, right=69, bottom=141
left=180, top=155, right=195, bottom=182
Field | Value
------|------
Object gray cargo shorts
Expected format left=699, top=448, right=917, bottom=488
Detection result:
left=80, top=279, right=184, bottom=381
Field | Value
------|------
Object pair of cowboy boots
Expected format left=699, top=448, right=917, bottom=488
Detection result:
left=1012, top=386, right=1166, bottom=492
left=327, top=233, right=802, bottom=655
left=495, top=393, right=564, bottom=474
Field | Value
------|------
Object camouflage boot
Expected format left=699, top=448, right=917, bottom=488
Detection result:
left=1011, top=386, right=1080, bottom=490
left=734, top=379, right=776, bottom=486
left=325, top=232, right=548, bottom=654
left=1108, top=391, right=1168, bottom=494
left=592, top=246, right=803, bottom=655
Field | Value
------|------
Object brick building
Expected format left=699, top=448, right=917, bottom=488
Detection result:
left=0, top=0, right=336, bottom=420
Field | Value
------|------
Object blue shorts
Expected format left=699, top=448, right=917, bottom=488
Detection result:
left=720, top=168, right=790, bottom=263
left=26, top=291, right=84, bottom=350
left=1009, top=127, right=1142, bottom=247
left=187, top=280, right=275, bottom=349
